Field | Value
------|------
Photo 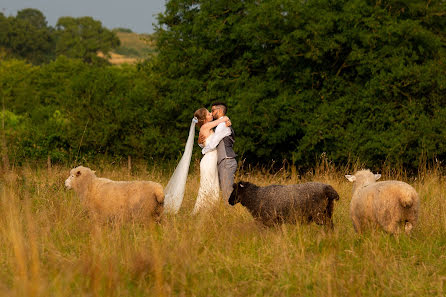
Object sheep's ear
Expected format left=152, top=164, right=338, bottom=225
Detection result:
left=76, top=170, right=81, bottom=177
left=345, top=175, right=356, bottom=182
left=232, top=183, right=237, bottom=189
left=374, top=174, right=381, bottom=180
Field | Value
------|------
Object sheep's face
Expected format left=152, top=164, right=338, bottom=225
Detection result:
left=65, top=166, right=95, bottom=190
left=345, top=169, right=381, bottom=194
left=228, top=182, right=246, bottom=205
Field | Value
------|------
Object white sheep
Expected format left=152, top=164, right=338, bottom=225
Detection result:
left=65, top=166, right=164, bottom=222
left=345, top=169, right=419, bottom=234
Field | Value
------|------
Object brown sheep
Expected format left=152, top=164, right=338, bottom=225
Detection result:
left=228, top=181, right=340, bottom=227
left=65, top=166, right=164, bottom=222
left=345, top=169, right=419, bottom=234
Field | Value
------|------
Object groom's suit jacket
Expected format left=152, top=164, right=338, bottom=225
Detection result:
left=216, top=126, right=236, bottom=165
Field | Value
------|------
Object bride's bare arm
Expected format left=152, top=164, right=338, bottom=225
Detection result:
left=198, top=131, right=205, bottom=145
left=201, top=116, right=229, bottom=130
left=199, top=117, right=231, bottom=144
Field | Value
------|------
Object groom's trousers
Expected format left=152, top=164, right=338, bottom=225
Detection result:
left=218, top=158, right=238, bottom=202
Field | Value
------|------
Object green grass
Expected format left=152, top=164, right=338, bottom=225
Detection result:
left=0, top=161, right=445, bottom=296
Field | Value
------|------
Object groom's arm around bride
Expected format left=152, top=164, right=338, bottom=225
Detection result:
left=202, top=102, right=237, bottom=202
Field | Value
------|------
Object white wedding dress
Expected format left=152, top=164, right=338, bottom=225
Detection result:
left=164, top=117, right=230, bottom=214
left=164, top=117, right=198, bottom=214
left=192, top=132, right=220, bottom=214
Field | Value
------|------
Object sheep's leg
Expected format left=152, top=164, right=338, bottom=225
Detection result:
left=382, top=221, right=399, bottom=235
left=404, top=221, right=413, bottom=234
left=324, top=200, right=335, bottom=229
left=152, top=213, right=161, bottom=223
left=153, top=204, right=164, bottom=223
left=325, top=217, right=334, bottom=230
left=313, top=213, right=334, bottom=230
left=404, top=210, right=418, bottom=234
left=262, top=219, right=276, bottom=228
left=351, top=216, right=361, bottom=233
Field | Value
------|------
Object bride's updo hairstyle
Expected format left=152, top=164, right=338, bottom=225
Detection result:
left=194, top=108, right=208, bottom=128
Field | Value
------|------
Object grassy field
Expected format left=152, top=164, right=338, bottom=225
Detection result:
left=97, top=32, right=155, bottom=64
left=107, top=32, right=155, bottom=64
left=0, top=160, right=445, bottom=296
left=114, top=32, right=154, bottom=56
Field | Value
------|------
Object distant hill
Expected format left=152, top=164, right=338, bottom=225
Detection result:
left=102, top=31, right=156, bottom=64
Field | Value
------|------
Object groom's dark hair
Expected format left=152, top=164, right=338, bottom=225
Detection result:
left=211, top=102, right=227, bottom=115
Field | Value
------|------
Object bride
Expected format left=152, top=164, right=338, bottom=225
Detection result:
left=163, top=108, right=231, bottom=214
left=192, top=108, right=231, bottom=214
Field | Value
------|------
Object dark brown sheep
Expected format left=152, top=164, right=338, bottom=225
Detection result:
left=228, top=181, right=340, bottom=227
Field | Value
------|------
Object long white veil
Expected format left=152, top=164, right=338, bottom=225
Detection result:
left=164, top=117, right=198, bottom=213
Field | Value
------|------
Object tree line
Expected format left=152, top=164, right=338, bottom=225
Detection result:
left=1, top=0, right=445, bottom=173
left=0, top=8, right=120, bottom=64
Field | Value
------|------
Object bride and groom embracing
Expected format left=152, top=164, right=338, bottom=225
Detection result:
left=164, top=102, right=237, bottom=214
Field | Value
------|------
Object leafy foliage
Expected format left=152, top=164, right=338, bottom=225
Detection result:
left=0, top=57, right=160, bottom=163
left=55, top=16, right=121, bottom=64
left=151, top=0, right=446, bottom=170
left=0, top=1, right=445, bottom=172
left=112, top=27, right=134, bottom=33
left=0, top=9, right=121, bottom=65
left=0, top=10, right=54, bottom=64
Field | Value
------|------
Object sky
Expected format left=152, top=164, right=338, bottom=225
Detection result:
left=0, top=0, right=166, bottom=34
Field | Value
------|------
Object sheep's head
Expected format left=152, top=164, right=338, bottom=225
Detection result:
left=345, top=169, right=381, bottom=194
left=65, top=166, right=96, bottom=190
left=228, top=181, right=250, bottom=205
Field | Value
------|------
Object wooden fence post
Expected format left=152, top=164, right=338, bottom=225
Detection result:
left=128, top=155, right=132, bottom=176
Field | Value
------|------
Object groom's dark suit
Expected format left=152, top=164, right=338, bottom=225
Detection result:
left=216, top=127, right=237, bottom=202
left=216, top=127, right=236, bottom=163
left=202, top=122, right=237, bottom=202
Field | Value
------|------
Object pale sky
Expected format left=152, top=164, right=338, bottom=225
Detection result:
left=0, top=0, right=166, bottom=33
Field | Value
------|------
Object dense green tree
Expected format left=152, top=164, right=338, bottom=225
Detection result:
left=0, top=59, right=35, bottom=165
left=0, top=0, right=445, bottom=172
left=55, top=16, right=120, bottom=64
left=0, top=13, right=9, bottom=63
left=0, top=13, right=7, bottom=45
left=0, top=9, right=54, bottom=64
left=16, top=8, right=48, bottom=29
left=151, top=0, right=446, bottom=171
left=0, top=56, right=161, bottom=162
left=113, top=27, right=133, bottom=33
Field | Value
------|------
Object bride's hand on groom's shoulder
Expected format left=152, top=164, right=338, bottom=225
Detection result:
left=222, top=116, right=231, bottom=127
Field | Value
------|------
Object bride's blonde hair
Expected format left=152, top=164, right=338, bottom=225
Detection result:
left=194, top=108, right=208, bottom=128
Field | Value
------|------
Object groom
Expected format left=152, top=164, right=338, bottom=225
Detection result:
left=201, top=102, right=237, bottom=202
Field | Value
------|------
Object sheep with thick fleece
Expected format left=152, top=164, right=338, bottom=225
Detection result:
left=345, top=169, right=419, bottom=234
left=228, top=181, right=340, bottom=227
left=65, top=166, right=164, bottom=221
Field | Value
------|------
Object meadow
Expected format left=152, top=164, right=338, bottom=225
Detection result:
left=0, top=159, right=445, bottom=297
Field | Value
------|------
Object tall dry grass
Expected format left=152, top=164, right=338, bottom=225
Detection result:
left=0, top=160, right=445, bottom=296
